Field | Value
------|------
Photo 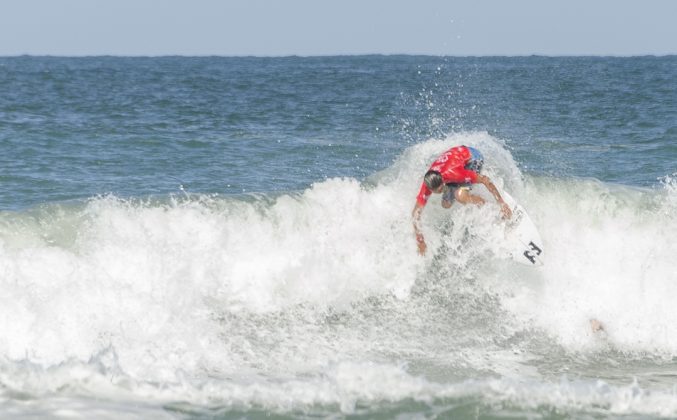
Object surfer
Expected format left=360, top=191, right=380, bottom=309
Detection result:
left=412, top=145, right=512, bottom=255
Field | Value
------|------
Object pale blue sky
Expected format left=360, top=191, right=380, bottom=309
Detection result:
left=1, top=0, right=676, bottom=56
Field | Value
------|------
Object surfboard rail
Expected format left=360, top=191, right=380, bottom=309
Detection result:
left=500, top=189, right=545, bottom=266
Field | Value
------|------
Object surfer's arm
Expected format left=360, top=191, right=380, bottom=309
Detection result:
left=412, top=202, right=427, bottom=255
left=476, top=174, right=512, bottom=219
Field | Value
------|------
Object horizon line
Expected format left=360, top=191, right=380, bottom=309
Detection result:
left=2, top=53, right=676, bottom=59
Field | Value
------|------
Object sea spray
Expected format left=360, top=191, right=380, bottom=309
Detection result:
left=1, top=133, right=677, bottom=417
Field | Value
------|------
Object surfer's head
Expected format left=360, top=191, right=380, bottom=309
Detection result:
left=465, top=146, right=484, bottom=173
left=424, top=170, right=444, bottom=193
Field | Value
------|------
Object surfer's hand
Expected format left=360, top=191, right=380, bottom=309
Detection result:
left=416, top=233, right=426, bottom=255
left=500, top=202, right=512, bottom=219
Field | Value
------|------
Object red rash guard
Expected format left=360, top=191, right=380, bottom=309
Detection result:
left=416, top=146, right=479, bottom=207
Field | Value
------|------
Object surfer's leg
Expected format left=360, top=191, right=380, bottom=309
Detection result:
left=590, top=318, right=605, bottom=333
left=455, top=186, right=485, bottom=206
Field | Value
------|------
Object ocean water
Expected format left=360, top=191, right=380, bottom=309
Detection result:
left=0, top=55, right=676, bottom=419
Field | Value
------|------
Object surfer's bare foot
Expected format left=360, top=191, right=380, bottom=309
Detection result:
left=590, top=318, right=604, bottom=333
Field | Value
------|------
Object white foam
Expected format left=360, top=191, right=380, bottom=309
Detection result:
left=2, top=359, right=677, bottom=418
left=1, top=132, right=677, bottom=414
left=516, top=178, right=677, bottom=353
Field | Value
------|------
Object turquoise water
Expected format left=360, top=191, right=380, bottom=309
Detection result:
left=2, top=56, right=675, bottom=208
left=0, top=56, right=676, bottom=419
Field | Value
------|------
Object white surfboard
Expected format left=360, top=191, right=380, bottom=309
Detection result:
left=500, top=189, right=544, bottom=266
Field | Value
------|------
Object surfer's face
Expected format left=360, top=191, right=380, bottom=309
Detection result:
left=432, top=185, right=444, bottom=194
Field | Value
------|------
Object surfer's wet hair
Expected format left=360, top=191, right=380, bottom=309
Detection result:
left=424, top=170, right=443, bottom=190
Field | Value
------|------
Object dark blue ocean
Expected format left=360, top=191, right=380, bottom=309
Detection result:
left=0, top=56, right=676, bottom=419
